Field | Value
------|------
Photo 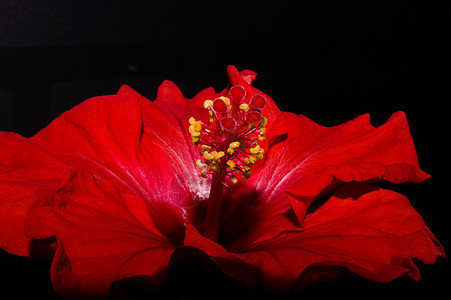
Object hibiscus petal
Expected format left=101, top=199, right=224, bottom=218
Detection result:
left=187, top=183, right=443, bottom=293
left=184, top=225, right=262, bottom=291
left=0, top=132, right=68, bottom=256
left=251, top=183, right=443, bottom=291
left=220, top=183, right=301, bottom=252
left=24, top=169, right=174, bottom=299
left=29, top=86, right=207, bottom=240
left=255, top=111, right=430, bottom=222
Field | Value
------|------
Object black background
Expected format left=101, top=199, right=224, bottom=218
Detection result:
left=0, top=1, right=448, bottom=299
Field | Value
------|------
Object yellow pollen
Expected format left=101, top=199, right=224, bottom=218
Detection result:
left=213, top=151, right=225, bottom=161
left=204, top=100, right=213, bottom=109
left=229, top=141, right=240, bottom=148
left=209, top=164, right=218, bottom=172
left=245, top=156, right=257, bottom=165
left=203, top=152, right=214, bottom=161
left=201, top=169, right=208, bottom=178
left=239, top=103, right=249, bottom=111
left=201, top=145, right=211, bottom=150
left=227, top=160, right=236, bottom=169
left=189, top=118, right=202, bottom=131
left=261, top=117, right=268, bottom=127
left=196, top=159, right=206, bottom=168
left=230, top=175, right=238, bottom=184
left=227, top=148, right=234, bottom=154
left=189, top=129, right=200, bottom=137
left=260, top=127, right=266, bottom=134
left=219, top=96, right=232, bottom=109
left=193, top=123, right=202, bottom=132
left=250, top=144, right=261, bottom=155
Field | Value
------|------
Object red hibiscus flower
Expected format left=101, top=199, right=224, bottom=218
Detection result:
left=0, top=66, right=444, bottom=299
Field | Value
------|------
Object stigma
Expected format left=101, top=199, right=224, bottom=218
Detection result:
left=188, top=85, right=267, bottom=184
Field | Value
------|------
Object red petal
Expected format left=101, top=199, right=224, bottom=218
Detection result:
left=184, top=225, right=261, bottom=290
left=25, top=170, right=174, bottom=299
left=248, top=184, right=443, bottom=291
left=0, top=132, right=68, bottom=256
left=254, top=111, right=430, bottom=222
left=220, top=183, right=298, bottom=252
left=30, top=86, right=206, bottom=232
left=187, top=184, right=443, bottom=293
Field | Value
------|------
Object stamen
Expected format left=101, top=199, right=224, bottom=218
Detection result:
left=229, top=141, right=240, bottom=148
left=227, top=160, right=236, bottom=169
left=204, top=100, right=213, bottom=108
left=196, top=159, right=206, bottom=168
left=189, top=85, right=267, bottom=185
left=239, top=103, right=250, bottom=111
left=250, top=144, right=261, bottom=155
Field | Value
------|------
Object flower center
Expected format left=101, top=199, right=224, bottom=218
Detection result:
left=189, top=85, right=267, bottom=184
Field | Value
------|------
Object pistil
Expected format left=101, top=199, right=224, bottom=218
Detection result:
left=188, top=85, right=267, bottom=241
left=204, top=168, right=226, bottom=242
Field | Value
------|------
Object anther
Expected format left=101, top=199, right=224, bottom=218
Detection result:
left=229, top=141, right=240, bottom=148
left=250, top=145, right=261, bottom=155
left=227, top=160, right=236, bottom=169
left=204, top=100, right=213, bottom=109
left=242, top=171, right=251, bottom=179
left=189, top=126, right=201, bottom=136
left=203, top=152, right=215, bottom=161
left=213, top=151, right=225, bottom=161
left=196, top=159, right=207, bottom=168
left=218, top=96, right=232, bottom=109
left=239, top=103, right=250, bottom=111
